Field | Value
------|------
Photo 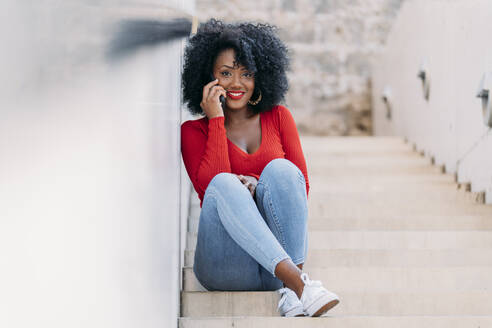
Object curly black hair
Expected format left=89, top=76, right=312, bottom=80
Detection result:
left=182, top=19, right=290, bottom=115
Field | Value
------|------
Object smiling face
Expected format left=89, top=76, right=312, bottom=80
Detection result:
left=212, top=48, right=255, bottom=112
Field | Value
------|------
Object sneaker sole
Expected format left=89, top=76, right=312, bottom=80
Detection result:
left=312, top=299, right=339, bottom=317
left=284, top=306, right=305, bottom=317
left=305, top=294, right=340, bottom=317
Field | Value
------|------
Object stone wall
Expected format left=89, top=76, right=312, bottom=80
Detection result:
left=195, top=0, right=404, bottom=135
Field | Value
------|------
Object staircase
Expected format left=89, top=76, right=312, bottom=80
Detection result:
left=179, top=136, right=492, bottom=327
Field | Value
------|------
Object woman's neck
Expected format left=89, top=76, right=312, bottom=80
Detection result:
left=223, top=107, right=257, bottom=126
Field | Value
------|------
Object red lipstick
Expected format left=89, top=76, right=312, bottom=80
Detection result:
left=227, top=91, right=245, bottom=100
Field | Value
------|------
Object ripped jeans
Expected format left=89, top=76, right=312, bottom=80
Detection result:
left=193, top=158, right=308, bottom=291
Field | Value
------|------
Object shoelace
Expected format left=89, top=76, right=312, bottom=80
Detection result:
left=277, top=288, right=291, bottom=309
left=300, top=273, right=322, bottom=287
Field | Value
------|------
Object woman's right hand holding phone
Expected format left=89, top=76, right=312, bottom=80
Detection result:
left=200, top=79, right=226, bottom=119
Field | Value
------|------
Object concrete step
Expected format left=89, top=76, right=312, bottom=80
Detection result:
left=308, top=189, right=482, bottom=204
left=188, top=214, right=492, bottom=233
left=307, top=154, right=434, bottom=169
left=309, top=200, right=492, bottom=217
left=179, top=316, right=492, bottom=328
left=186, top=230, right=492, bottom=251
left=307, top=154, right=432, bottom=167
left=309, top=184, right=484, bottom=205
left=182, top=266, right=492, bottom=292
left=181, top=136, right=492, bottom=322
left=307, top=215, right=492, bottom=230
left=309, top=165, right=445, bottom=176
left=309, top=173, right=455, bottom=184
left=305, top=149, right=423, bottom=158
left=188, top=205, right=200, bottom=226
left=308, top=179, right=458, bottom=192
left=181, top=290, right=492, bottom=316
left=187, top=185, right=480, bottom=234
left=300, top=137, right=410, bottom=153
left=184, top=248, right=492, bottom=267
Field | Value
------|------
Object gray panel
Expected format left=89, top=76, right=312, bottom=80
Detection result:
left=0, top=1, right=192, bottom=327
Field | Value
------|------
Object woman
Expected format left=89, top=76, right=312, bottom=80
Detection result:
left=180, top=19, right=340, bottom=317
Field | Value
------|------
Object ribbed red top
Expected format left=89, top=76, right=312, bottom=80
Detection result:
left=181, top=105, right=309, bottom=207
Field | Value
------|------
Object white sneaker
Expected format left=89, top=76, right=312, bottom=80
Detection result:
left=277, top=287, right=305, bottom=317
left=299, top=273, right=340, bottom=317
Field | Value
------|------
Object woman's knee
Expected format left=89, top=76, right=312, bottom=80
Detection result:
left=210, top=172, right=237, bottom=185
left=207, top=172, right=244, bottom=193
left=204, top=173, right=252, bottom=205
left=204, top=173, right=243, bottom=200
left=261, top=158, right=305, bottom=187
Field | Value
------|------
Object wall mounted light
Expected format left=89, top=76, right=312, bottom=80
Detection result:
left=476, top=72, right=492, bottom=127
left=418, top=59, right=430, bottom=101
left=382, top=85, right=392, bottom=120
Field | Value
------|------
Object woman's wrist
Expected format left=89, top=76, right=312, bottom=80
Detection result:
left=208, top=113, right=224, bottom=119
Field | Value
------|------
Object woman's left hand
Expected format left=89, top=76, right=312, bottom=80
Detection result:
left=235, top=174, right=258, bottom=198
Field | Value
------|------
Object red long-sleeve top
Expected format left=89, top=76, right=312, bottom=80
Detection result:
left=181, top=105, right=309, bottom=207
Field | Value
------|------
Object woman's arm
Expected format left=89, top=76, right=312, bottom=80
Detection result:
left=181, top=116, right=231, bottom=199
left=277, top=106, right=310, bottom=197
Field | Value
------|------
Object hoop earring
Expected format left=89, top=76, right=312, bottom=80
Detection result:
left=248, top=90, right=262, bottom=106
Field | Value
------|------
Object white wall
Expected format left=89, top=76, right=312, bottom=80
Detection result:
left=0, top=1, right=193, bottom=327
left=372, top=0, right=492, bottom=203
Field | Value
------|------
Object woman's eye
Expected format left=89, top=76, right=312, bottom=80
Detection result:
left=221, top=71, right=231, bottom=77
left=243, top=72, right=253, bottom=78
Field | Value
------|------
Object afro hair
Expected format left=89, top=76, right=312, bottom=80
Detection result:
left=181, top=18, right=290, bottom=115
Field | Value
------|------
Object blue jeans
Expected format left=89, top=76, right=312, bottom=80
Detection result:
left=193, top=158, right=308, bottom=291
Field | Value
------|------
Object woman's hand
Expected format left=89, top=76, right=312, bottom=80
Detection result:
left=235, top=174, right=258, bottom=198
left=200, top=79, right=226, bottom=119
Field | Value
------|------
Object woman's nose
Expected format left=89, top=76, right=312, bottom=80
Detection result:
left=229, top=73, right=242, bottom=87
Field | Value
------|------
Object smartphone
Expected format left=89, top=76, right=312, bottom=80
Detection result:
left=210, top=74, right=226, bottom=108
